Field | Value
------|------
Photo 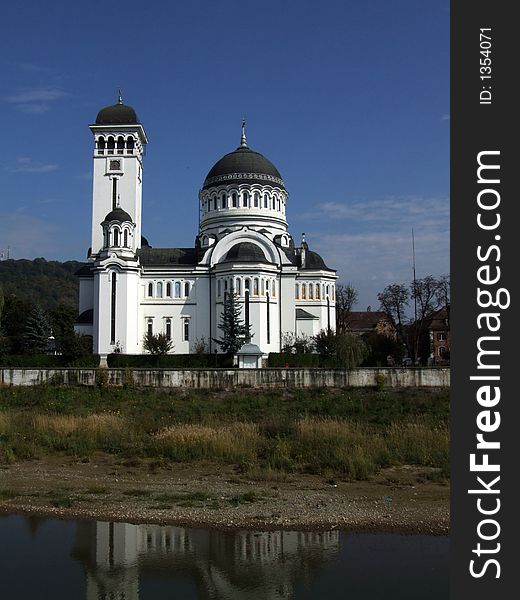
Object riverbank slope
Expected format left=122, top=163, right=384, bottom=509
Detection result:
left=0, top=457, right=449, bottom=534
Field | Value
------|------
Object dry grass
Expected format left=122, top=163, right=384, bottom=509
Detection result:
left=153, top=422, right=260, bottom=462
left=0, top=402, right=449, bottom=479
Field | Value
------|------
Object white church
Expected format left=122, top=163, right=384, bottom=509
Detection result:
left=75, top=97, right=336, bottom=356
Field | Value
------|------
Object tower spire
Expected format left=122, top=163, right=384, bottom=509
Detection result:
left=118, top=89, right=123, bottom=104
left=240, top=119, right=248, bottom=148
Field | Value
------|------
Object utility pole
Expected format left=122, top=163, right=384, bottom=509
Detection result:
left=412, top=229, right=418, bottom=362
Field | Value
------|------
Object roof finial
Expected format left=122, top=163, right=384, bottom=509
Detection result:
left=117, top=193, right=121, bottom=207
left=118, top=89, right=123, bottom=104
left=240, top=119, right=248, bottom=148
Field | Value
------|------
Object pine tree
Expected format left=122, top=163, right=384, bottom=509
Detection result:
left=23, top=305, right=51, bottom=354
left=214, top=292, right=251, bottom=354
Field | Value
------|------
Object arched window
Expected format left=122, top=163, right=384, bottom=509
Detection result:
left=326, top=285, right=330, bottom=298
left=212, top=196, right=217, bottom=210
left=264, top=194, right=269, bottom=208
left=261, top=279, right=265, bottom=295
left=236, top=279, right=241, bottom=295
left=107, top=136, right=115, bottom=154
left=157, top=282, right=163, bottom=298
left=245, top=278, right=251, bottom=292
left=165, top=318, right=172, bottom=340
left=272, top=280, right=276, bottom=297
left=316, top=284, right=321, bottom=300
left=302, top=284, right=306, bottom=300
left=331, top=286, right=335, bottom=301
left=127, top=136, right=135, bottom=154
left=254, top=192, right=259, bottom=207
left=123, top=229, right=128, bottom=247
left=113, top=229, right=119, bottom=246
left=174, top=282, right=181, bottom=298
left=217, top=280, right=221, bottom=297
left=253, top=278, right=259, bottom=295
left=184, top=282, right=190, bottom=297
left=309, top=284, right=314, bottom=299
left=224, top=279, right=228, bottom=292
left=117, top=136, right=125, bottom=154
left=277, top=198, right=280, bottom=211
left=242, top=192, right=249, bottom=207
left=166, top=282, right=172, bottom=297
left=97, top=137, right=106, bottom=154
left=148, top=283, right=153, bottom=297
left=232, top=192, right=238, bottom=208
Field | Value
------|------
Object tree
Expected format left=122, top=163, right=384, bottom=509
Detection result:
left=361, top=332, right=404, bottom=367
left=49, top=303, right=77, bottom=351
left=410, top=276, right=444, bottom=363
left=60, top=332, right=92, bottom=360
left=335, top=283, right=358, bottom=333
left=143, top=332, right=174, bottom=356
left=377, top=284, right=410, bottom=356
left=214, top=292, right=251, bottom=354
left=23, top=304, right=51, bottom=354
left=436, top=274, right=451, bottom=326
left=1, top=294, right=34, bottom=354
left=313, top=330, right=368, bottom=368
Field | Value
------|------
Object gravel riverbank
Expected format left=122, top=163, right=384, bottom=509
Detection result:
left=0, top=457, right=449, bottom=534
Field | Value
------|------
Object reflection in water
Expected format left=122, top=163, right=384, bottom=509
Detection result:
left=71, top=522, right=340, bottom=599
left=0, top=515, right=448, bottom=599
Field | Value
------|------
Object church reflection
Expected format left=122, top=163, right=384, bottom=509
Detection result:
left=70, top=521, right=340, bottom=599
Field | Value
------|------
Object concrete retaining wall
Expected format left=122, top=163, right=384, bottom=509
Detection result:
left=0, top=367, right=450, bottom=388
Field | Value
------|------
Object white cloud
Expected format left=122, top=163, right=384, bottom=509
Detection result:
left=296, top=195, right=450, bottom=309
left=4, top=86, right=68, bottom=113
left=5, top=157, right=58, bottom=173
left=299, top=196, right=449, bottom=225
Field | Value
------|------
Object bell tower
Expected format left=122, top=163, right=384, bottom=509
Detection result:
left=89, top=94, right=148, bottom=257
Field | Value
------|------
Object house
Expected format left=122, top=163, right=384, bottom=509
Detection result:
left=426, top=307, right=450, bottom=365
left=344, top=311, right=396, bottom=340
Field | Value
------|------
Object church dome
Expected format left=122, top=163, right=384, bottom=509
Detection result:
left=222, top=242, right=271, bottom=263
left=96, top=99, right=139, bottom=125
left=102, top=207, right=133, bottom=223
left=202, top=125, right=285, bottom=191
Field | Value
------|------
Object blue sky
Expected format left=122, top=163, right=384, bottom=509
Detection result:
left=0, top=0, right=449, bottom=310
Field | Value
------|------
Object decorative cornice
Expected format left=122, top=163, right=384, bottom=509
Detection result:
left=203, top=172, right=285, bottom=188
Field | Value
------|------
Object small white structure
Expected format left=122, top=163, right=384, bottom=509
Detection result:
left=76, top=97, right=337, bottom=356
left=235, top=343, right=265, bottom=369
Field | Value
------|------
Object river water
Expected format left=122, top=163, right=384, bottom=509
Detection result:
left=0, top=515, right=448, bottom=599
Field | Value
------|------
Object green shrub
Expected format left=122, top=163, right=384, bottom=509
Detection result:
left=0, top=354, right=99, bottom=368
left=106, top=353, right=233, bottom=368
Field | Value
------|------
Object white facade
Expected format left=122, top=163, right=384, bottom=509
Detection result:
left=76, top=100, right=336, bottom=356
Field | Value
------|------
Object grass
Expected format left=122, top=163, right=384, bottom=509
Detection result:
left=0, top=386, right=450, bottom=480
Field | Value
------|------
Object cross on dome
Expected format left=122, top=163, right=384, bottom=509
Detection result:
left=240, top=119, right=248, bottom=148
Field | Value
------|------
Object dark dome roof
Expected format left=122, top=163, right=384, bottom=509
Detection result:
left=96, top=102, right=139, bottom=125
left=203, top=146, right=285, bottom=191
left=222, top=242, right=271, bottom=263
left=102, top=207, right=133, bottom=223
